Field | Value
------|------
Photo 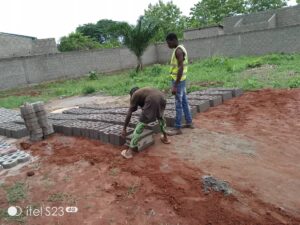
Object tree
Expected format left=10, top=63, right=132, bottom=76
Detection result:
left=76, top=19, right=130, bottom=45
left=189, top=0, right=246, bottom=28
left=58, top=32, right=101, bottom=52
left=123, top=16, right=158, bottom=72
left=246, top=0, right=287, bottom=13
left=297, top=0, right=300, bottom=4
left=143, top=0, right=187, bottom=42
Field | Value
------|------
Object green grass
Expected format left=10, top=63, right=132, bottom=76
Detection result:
left=47, top=192, right=77, bottom=204
left=0, top=182, right=27, bottom=223
left=3, top=182, right=27, bottom=204
left=1, top=53, right=300, bottom=109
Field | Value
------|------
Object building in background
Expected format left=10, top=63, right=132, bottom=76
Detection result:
left=0, top=32, right=58, bottom=59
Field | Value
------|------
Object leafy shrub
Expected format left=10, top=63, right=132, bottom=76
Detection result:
left=246, top=58, right=263, bottom=68
left=82, top=86, right=96, bottom=94
left=288, top=77, right=300, bottom=88
left=88, top=71, right=98, bottom=80
left=262, top=53, right=295, bottom=65
left=271, top=80, right=281, bottom=88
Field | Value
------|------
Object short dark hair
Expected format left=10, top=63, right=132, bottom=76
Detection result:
left=166, top=33, right=178, bottom=41
left=130, top=87, right=139, bottom=96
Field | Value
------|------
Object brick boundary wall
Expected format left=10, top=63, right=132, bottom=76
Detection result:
left=0, top=24, right=300, bottom=90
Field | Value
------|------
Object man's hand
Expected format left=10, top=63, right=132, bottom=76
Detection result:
left=121, top=128, right=127, bottom=139
left=172, top=86, right=177, bottom=95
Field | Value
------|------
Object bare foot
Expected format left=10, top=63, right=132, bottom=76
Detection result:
left=121, top=149, right=133, bottom=159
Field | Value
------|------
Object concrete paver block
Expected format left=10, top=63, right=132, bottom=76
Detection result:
left=126, top=129, right=154, bottom=151
left=2, top=158, right=18, bottom=169
left=188, top=100, right=210, bottom=113
left=192, top=90, right=233, bottom=102
left=187, top=95, right=222, bottom=107
left=207, top=87, right=243, bottom=97
left=17, top=153, right=31, bottom=163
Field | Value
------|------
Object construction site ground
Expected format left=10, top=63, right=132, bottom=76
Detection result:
left=0, top=88, right=299, bottom=225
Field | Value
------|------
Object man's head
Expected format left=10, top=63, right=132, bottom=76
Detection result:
left=129, top=87, right=139, bottom=97
left=166, top=33, right=178, bottom=49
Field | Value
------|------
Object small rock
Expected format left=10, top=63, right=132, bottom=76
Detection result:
left=20, top=142, right=32, bottom=150
left=202, top=175, right=233, bottom=196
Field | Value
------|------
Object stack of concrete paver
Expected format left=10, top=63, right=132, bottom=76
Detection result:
left=33, top=102, right=54, bottom=137
left=125, top=129, right=155, bottom=151
left=20, top=102, right=54, bottom=141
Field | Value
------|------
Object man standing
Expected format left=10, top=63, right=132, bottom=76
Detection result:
left=166, top=33, right=193, bottom=136
left=121, top=87, right=171, bottom=159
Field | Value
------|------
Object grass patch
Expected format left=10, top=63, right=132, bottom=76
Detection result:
left=127, top=184, right=139, bottom=198
left=47, top=192, right=77, bottom=204
left=1, top=53, right=300, bottom=108
left=3, top=182, right=27, bottom=204
left=82, top=86, right=96, bottom=95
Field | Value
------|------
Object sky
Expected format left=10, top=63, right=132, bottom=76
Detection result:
left=0, top=0, right=297, bottom=41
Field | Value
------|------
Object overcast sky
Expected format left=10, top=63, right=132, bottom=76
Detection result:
left=0, top=0, right=297, bottom=41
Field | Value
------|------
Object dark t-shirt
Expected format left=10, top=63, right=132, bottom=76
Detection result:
left=130, top=87, right=166, bottom=123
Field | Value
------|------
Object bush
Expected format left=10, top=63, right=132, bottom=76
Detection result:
left=243, top=78, right=263, bottom=90
left=88, top=71, right=98, bottom=80
left=262, top=53, right=295, bottom=65
left=246, top=58, right=263, bottom=68
left=288, top=77, right=300, bottom=88
left=82, top=86, right=96, bottom=94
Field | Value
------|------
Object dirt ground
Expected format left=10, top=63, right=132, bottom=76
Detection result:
left=45, top=94, right=129, bottom=112
left=1, top=88, right=300, bottom=225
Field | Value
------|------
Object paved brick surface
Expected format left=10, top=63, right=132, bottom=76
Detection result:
left=0, top=108, right=21, bottom=124
left=187, top=94, right=223, bottom=107
left=41, top=87, right=242, bottom=148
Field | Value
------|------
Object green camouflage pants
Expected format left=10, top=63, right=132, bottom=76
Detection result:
left=130, top=118, right=167, bottom=149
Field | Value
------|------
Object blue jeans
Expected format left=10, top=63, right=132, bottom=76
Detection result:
left=172, top=80, right=192, bottom=128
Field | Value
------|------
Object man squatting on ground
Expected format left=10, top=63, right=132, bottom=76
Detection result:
left=165, top=33, right=194, bottom=136
left=121, top=87, right=171, bottom=159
